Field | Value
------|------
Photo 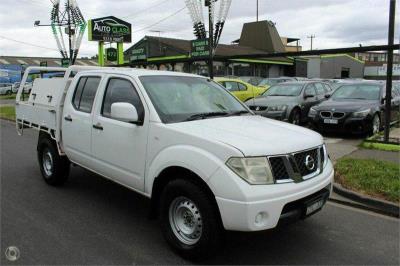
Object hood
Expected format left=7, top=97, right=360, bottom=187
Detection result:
left=315, top=99, right=378, bottom=112
left=167, top=115, right=323, bottom=156
left=246, top=96, right=298, bottom=107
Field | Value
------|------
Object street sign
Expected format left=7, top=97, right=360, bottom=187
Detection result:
left=88, top=16, right=132, bottom=43
left=130, top=47, right=147, bottom=61
left=106, top=48, right=118, bottom=62
left=61, top=58, right=70, bottom=68
left=191, top=39, right=210, bottom=58
left=40, top=61, right=47, bottom=67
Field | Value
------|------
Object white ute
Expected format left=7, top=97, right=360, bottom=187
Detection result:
left=16, top=66, right=334, bottom=260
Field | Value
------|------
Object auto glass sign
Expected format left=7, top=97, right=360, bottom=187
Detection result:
left=88, top=16, right=131, bottom=43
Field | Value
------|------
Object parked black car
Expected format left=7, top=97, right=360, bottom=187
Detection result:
left=308, top=82, right=400, bottom=135
left=246, top=81, right=332, bottom=125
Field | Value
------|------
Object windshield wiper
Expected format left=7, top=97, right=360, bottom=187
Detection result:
left=228, top=110, right=250, bottom=116
left=185, top=111, right=229, bottom=121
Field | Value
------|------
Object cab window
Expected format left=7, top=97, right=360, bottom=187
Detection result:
left=101, top=78, right=144, bottom=121
left=72, top=76, right=101, bottom=113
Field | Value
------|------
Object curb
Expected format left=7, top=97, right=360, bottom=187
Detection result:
left=333, top=183, right=399, bottom=218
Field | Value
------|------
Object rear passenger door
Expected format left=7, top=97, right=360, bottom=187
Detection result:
left=62, top=75, right=102, bottom=166
left=90, top=75, right=149, bottom=191
left=314, top=82, right=327, bottom=103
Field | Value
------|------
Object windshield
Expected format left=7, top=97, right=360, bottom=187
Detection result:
left=332, top=84, right=381, bottom=100
left=262, top=84, right=303, bottom=96
left=139, top=75, right=249, bottom=123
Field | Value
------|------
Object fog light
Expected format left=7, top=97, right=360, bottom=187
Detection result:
left=255, top=212, right=268, bottom=226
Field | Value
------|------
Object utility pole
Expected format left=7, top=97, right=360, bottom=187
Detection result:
left=307, top=34, right=315, bottom=50
left=206, top=0, right=214, bottom=79
left=256, top=0, right=259, bottom=21
left=384, top=0, right=396, bottom=142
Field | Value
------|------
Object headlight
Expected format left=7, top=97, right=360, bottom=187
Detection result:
left=226, top=157, right=274, bottom=185
left=352, top=108, right=371, bottom=118
left=309, top=107, right=317, bottom=116
left=268, top=105, right=287, bottom=112
left=322, top=144, right=328, bottom=168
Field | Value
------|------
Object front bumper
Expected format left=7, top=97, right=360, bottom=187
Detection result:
left=309, top=114, right=372, bottom=134
left=253, top=110, right=288, bottom=121
left=208, top=160, right=334, bottom=231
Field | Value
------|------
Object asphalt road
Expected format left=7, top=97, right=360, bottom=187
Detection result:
left=1, top=120, right=399, bottom=265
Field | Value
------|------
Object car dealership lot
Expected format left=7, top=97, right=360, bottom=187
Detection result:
left=1, top=120, right=398, bottom=265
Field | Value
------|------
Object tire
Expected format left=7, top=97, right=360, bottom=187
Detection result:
left=159, top=179, right=224, bottom=260
left=370, top=113, right=381, bottom=136
left=289, top=108, right=301, bottom=125
left=37, top=135, right=70, bottom=186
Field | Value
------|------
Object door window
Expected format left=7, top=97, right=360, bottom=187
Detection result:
left=72, top=76, right=101, bottom=113
left=238, top=82, right=247, bottom=91
left=304, top=84, right=317, bottom=97
left=315, top=83, right=326, bottom=95
left=101, top=78, right=144, bottom=121
left=224, top=81, right=240, bottom=91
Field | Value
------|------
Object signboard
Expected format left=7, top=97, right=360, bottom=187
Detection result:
left=191, top=39, right=210, bottom=58
left=40, top=61, right=47, bottom=67
left=106, top=48, right=118, bottom=62
left=61, top=58, right=70, bottom=68
left=88, top=16, right=132, bottom=43
left=130, top=47, right=147, bottom=61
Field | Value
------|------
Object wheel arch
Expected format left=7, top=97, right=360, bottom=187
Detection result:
left=149, top=166, right=220, bottom=220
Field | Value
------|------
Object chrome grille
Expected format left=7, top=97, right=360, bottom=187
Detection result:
left=320, top=111, right=332, bottom=118
left=332, top=112, right=345, bottom=119
left=267, top=146, right=322, bottom=183
left=269, top=156, right=289, bottom=180
left=249, top=106, right=267, bottom=111
left=293, top=148, right=319, bottom=176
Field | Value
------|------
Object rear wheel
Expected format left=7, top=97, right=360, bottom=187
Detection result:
left=37, top=135, right=70, bottom=186
left=159, top=179, right=224, bottom=260
left=289, top=108, right=301, bottom=125
left=6, top=90, right=12, bottom=95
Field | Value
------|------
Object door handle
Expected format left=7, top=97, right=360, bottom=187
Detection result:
left=64, top=115, right=72, bottom=122
left=93, top=123, right=103, bottom=130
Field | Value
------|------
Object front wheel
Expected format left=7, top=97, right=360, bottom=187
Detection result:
left=159, top=179, right=224, bottom=260
left=37, top=136, right=70, bottom=186
left=371, top=114, right=381, bottom=135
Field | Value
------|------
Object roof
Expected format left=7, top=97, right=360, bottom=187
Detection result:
left=0, top=56, right=98, bottom=67
left=125, top=35, right=293, bottom=64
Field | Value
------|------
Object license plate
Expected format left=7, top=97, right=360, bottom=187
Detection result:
left=324, top=119, right=338, bottom=124
left=306, top=199, right=325, bottom=215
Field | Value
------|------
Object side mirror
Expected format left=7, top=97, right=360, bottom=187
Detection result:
left=110, top=102, right=139, bottom=124
left=381, top=98, right=385, bottom=105
left=325, top=94, right=331, bottom=99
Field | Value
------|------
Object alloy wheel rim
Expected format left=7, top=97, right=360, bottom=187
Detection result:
left=373, top=116, right=380, bottom=134
left=169, top=196, right=202, bottom=245
left=42, top=149, right=53, bottom=177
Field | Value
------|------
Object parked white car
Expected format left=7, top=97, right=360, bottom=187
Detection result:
left=16, top=66, right=334, bottom=260
left=0, top=83, right=13, bottom=95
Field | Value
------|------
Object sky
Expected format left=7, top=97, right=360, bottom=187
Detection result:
left=0, top=0, right=398, bottom=58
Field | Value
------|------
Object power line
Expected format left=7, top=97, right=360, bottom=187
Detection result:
left=132, top=6, right=187, bottom=33
left=121, top=0, right=170, bottom=19
left=0, top=35, right=92, bottom=56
